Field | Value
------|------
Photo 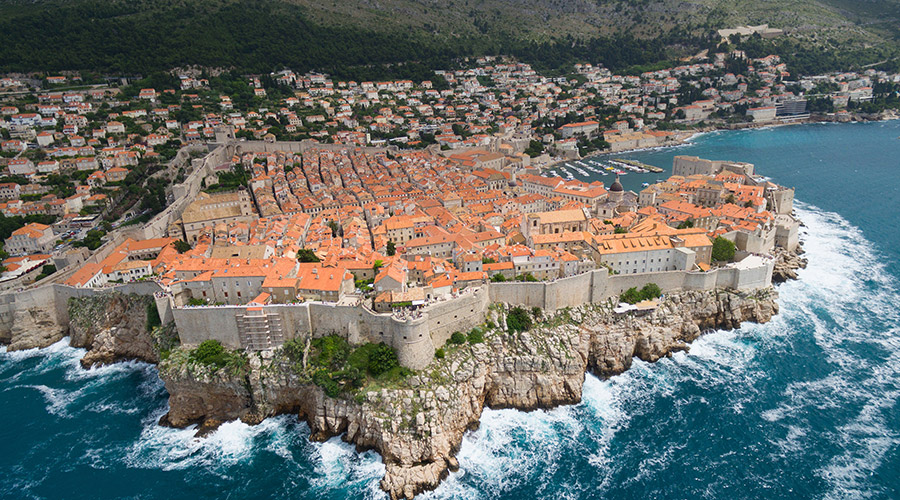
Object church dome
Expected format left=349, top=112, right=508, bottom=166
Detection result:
left=609, top=175, right=623, bottom=192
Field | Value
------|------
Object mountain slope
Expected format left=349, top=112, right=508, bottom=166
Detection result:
left=0, top=0, right=897, bottom=74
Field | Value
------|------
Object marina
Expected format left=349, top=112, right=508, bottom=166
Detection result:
left=545, top=155, right=665, bottom=183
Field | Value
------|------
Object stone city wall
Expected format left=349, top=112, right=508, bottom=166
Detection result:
left=1, top=256, right=772, bottom=370
left=425, top=288, right=490, bottom=347
left=142, top=144, right=226, bottom=239
left=171, top=301, right=437, bottom=370
left=0, top=281, right=164, bottom=344
left=491, top=259, right=773, bottom=309
left=232, top=139, right=393, bottom=156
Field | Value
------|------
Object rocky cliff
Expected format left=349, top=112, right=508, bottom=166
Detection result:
left=158, top=287, right=778, bottom=499
left=1, top=305, right=68, bottom=352
left=772, top=245, right=808, bottom=283
left=68, top=292, right=175, bottom=368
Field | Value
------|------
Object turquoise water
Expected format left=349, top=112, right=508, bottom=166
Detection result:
left=3, top=121, right=900, bottom=499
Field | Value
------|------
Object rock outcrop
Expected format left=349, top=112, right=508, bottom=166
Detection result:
left=772, top=245, right=808, bottom=283
left=3, top=306, right=67, bottom=351
left=158, top=287, right=778, bottom=499
left=68, top=292, right=170, bottom=368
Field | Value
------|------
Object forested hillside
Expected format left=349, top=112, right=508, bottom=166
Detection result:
left=0, top=0, right=898, bottom=77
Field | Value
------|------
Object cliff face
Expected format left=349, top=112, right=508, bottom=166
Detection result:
left=68, top=292, right=171, bottom=368
left=2, top=306, right=68, bottom=352
left=773, top=245, right=808, bottom=283
left=158, top=287, right=778, bottom=499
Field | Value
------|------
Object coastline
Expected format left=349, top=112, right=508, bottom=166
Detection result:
left=542, top=110, right=900, bottom=172
left=0, top=238, right=808, bottom=499
left=154, top=283, right=789, bottom=499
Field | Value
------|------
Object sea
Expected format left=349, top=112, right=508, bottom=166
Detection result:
left=2, top=120, right=900, bottom=500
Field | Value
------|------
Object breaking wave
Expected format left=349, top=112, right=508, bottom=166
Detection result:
left=421, top=203, right=900, bottom=499
left=2, top=201, right=899, bottom=500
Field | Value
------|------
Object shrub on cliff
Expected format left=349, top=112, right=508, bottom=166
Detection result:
left=619, top=283, right=663, bottom=304
left=313, top=369, right=342, bottom=398
left=467, top=328, right=484, bottom=344
left=620, top=287, right=642, bottom=304
left=641, top=283, right=662, bottom=299
left=712, top=237, right=736, bottom=262
left=190, top=340, right=231, bottom=368
left=366, top=343, right=399, bottom=376
left=310, top=335, right=350, bottom=369
left=435, top=348, right=446, bottom=359
left=448, top=332, right=466, bottom=345
left=507, top=307, right=533, bottom=333
left=281, top=338, right=305, bottom=364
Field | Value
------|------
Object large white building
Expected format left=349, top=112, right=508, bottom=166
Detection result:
left=592, top=228, right=712, bottom=275
left=4, top=223, right=56, bottom=256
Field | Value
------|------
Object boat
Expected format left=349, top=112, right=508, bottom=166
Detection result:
left=642, top=182, right=650, bottom=188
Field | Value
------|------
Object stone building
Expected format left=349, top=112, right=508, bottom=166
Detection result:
left=174, top=189, right=256, bottom=242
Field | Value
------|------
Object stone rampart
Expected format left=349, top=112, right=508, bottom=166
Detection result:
left=232, top=139, right=392, bottom=156
left=0, top=281, right=164, bottom=346
left=170, top=300, right=437, bottom=370
left=425, top=288, right=490, bottom=346
left=142, top=144, right=226, bottom=239
left=1, top=255, right=772, bottom=370
left=490, top=259, right=773, bottom=308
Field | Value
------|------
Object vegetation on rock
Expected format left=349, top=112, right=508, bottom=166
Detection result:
left=281, top=335, right=408, bottom=398
left=507, top=306, right=533, bottom=333
left=189, top=339, right=247, bottom=372
left=620, top=283, right=663, bottom=304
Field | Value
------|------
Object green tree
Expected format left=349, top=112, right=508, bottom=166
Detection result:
left=712, top=237, right=736, bottom=262
left=386, top=240, right=396, bottom=256
left=327, top=220, right=340, bottom=237
left=524, top=140, right=545, bottom=158
left=173, top=240, right=191, bottom=253
left=297, top=248, right=320, bottom=263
